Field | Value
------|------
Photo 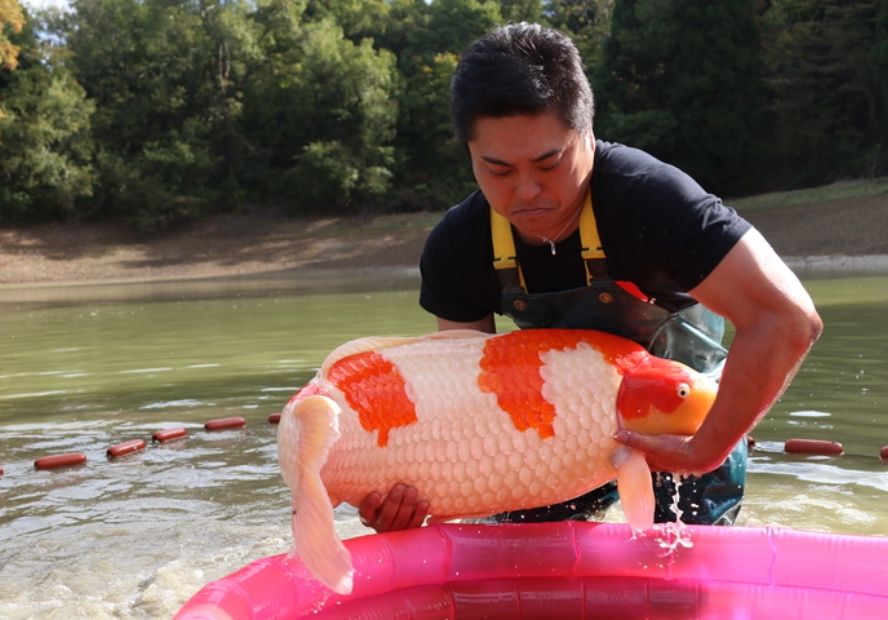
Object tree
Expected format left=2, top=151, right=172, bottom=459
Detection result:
left=404, top=0, right=501, bottom=60
left=0, top=13, right=95, bottom=222
left=303, top=0, right=391, bottom=43
left=244, top=15, right=398, bottom=213
left=501, top=0, right=543, bottom=23
left=871, top=0, right=888, bottom=174
left=0, top=0, right=24, bottom=71
left=544, top=0, right=613, bottom=74
left=596, top=0, right=767, bottom=195
left=759, top=0, right=887, bottom=186
left=392, top=0, right=501, bottom=210
left=65, top=0, right=263, bottom=229
left=195, top=0, right=263, bottom=204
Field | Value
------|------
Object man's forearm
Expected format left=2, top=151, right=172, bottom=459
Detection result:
left=689, top=309, right=822, bottom=470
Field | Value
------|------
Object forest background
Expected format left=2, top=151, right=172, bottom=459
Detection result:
left=1, top=0, right=887, bottom=232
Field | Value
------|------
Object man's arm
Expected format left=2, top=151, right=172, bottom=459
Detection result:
left=358, top=313, right=496, bottom=532
left=615, top=228, right=823, bottom=473
left=436, top=314, right=496, bottom=333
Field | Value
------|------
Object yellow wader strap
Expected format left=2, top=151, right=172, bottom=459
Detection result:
left=490, top=207, right=527, bottom=292
left=577, top=191, right=606, bottom=285
left=491, top=191, right=606, bottom=293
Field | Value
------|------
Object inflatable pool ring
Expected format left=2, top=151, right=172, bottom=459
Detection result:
left=175, top=522, right=888, bottom=619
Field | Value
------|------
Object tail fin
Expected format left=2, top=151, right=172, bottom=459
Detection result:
left=612, top=447, right=655, bottom=532
left=277, top=394, right=353, bottom=594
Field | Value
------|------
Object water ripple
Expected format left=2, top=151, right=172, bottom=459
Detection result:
left=139, top=399, right=208, bottom=410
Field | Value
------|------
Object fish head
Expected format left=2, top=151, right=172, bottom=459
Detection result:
left=616, top=357, right=717, bottom=435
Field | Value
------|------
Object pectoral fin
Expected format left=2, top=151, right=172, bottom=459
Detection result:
left=612, top=447, right=655, bottom=532
left=278, top=394, right=353, bottom=594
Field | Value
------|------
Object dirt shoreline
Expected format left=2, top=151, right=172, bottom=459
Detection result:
left=1, top=192, right=887, bottom=288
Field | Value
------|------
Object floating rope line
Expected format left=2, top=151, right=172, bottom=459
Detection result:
left=0, top=419, right=885, bottom=476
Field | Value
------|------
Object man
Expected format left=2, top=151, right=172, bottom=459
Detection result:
left=358, top=23, right=822, bottom=532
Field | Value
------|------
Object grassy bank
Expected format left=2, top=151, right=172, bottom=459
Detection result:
left=731, top=177, right=888, bottom=212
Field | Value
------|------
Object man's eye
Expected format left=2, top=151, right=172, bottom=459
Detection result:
left=489, top=169, right=512, bottom=177
left=539, top=160, right=560, bottom=171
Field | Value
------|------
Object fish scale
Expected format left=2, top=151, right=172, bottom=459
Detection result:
left=278, top=328, right=718, bottom=594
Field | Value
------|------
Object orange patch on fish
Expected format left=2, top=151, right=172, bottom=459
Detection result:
left=478, top=329, right=644, bottom=438
left=327, top=351, right=417, bottom=446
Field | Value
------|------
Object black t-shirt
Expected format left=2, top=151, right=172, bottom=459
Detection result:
left=419, top=140, right=752, bottom=323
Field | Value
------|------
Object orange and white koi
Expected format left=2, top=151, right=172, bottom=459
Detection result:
left=277, top=328, right=718, bottom=594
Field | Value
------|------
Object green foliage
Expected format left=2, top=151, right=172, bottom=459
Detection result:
left=596, top=0, right=766, bottom=195
left=63, top=0, right=216, bottom=228
left=544, top=0, right=613, bottom=72
left=500, top=0, right=543, bottom=23
left=292, top=21, right=398, bottom=212
left=409, top=0, right=502, bottom=58
left=243, top=16, right=397, bottom=214
left=758, top=0, right=887, bottom=186
left=872, top=0, right=888, bottom=171
left=303, top=0, right=391, bottom=42
left=284, top=140, right=359, bottom=211
left=2, top=0, right=887, bottom=227
left=0, top=16, right=94, bottom=223
left=0, top=0, right=24, bottom=70
left=392, top=0, right=501, bottom=211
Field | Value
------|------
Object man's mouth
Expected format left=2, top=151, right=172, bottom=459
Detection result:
left=511, top=205, right=554, bottom=219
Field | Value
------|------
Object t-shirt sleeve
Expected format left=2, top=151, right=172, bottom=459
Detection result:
left=620, top=163, right=751, bottom=292
left=418, top=202, right=498, bottom=322
left=673, top=193, right=751, bottom=289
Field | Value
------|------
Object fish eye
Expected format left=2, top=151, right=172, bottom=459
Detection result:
left=676, top=383, right=690, bottom=399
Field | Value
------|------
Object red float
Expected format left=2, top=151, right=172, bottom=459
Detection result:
left=784, top=438, right=844, bottom=456
left=881, top=445, right=888, bottom=460
left=152, top=427, right=188, bottom=443
left=204, top=416, right=246, bottom=431
left=34, top=453, right=87, bottom=470
left=267, top=413, right=281, bottom=425
left=107, top=439, right=147, bottom=459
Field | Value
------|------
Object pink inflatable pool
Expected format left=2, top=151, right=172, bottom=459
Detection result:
left=176, top=522, right=888, bottom=619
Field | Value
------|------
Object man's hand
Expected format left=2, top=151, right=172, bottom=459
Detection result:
left=620, top=229, right=821, bottom=477
left=358, top=483, right=430, bottom=533
left=614, top=430, right=727, bottom=476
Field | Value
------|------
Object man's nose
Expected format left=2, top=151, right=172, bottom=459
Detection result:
left=515, top=174, right=542, bottom=201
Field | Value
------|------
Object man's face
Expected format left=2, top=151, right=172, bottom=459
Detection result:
left=467, top=111, right=594, bottom=244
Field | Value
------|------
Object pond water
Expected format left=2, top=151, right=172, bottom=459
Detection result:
left=0, top=269, right=886, bottom=618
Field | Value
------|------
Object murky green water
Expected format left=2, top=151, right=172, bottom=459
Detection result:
left=0, top=269, right=886, bottom=618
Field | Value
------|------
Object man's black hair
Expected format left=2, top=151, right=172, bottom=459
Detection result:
left=450, top=22, right=595, bottom=143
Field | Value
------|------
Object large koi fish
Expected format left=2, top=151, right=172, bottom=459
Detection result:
left=277, top=328, right=717, bottom=594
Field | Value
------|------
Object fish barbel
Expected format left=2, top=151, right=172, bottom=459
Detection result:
left=277, top=328, right=718, bottom=594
